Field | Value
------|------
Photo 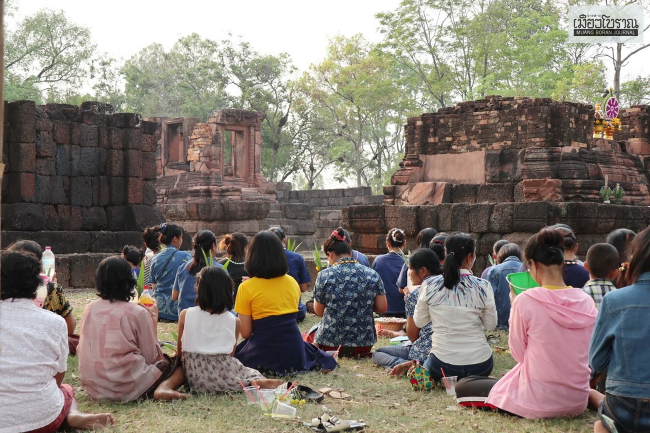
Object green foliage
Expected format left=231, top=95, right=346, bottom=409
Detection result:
left=286, top=238, right=302, bottom=252
left=136, top=261, right=145, bottom=297
left=314, top=243, right=326, bottom=272
left=620, top=76, right=650, bottom=107
left=221, top=258, right=231, bottom=272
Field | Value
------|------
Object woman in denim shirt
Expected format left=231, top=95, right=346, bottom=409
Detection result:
left=149, top=223, right=192, bottom=322
left=590, top=226, right=650, bottom=433
left=486, top=243, right=523, bottom=330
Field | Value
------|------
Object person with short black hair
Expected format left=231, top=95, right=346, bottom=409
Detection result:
left=0, top=251, right=115, bottom=431
left=7, top=240, right=77, bottom=348
left=428, top=233, right=448, bottom=263
left=78, top=256, right=187, bottom=402
left=269, top=226, right=311, bottom=322
left=486, top=243, right=523, bottom=330
left=142, top=225, right=162, bottom=286
left=583, top=243, right=620, bottom=310
left=555, top=227, right=590, bottom=288
left=312, top=228, right=387, bottom=358
left=149, top=223, right=192, bottom=322
left=178, top=266, right=283, bottom=393
left=122, top=245, right=145, bottom=279
left=413, top=233, right=497, bottom=381
left=172, top=230, right=223, bottom=315
left=397, top=228, right=438, bottom=296
left=373, top=248, right=441, bottom=375
left=481, top=239, right=511, bottom=279
left=372, top=228, right=408, bottom=317
left=234, top=231, right=337, bottom=375
left=455, top=228, right=597, bottom=420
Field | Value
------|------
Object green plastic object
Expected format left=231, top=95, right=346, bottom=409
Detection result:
left=506, top=271, right=539, bottom=295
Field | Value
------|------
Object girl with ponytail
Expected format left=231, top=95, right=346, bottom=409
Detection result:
left=454, top=228, right=598, bottom=421
left=412, top=232, right=497, bottom=382
left=218, top=233, right=249, bottom=297
left=172, top=230, right=224, bottom=316
left=371, top=228, right=408, bottom=317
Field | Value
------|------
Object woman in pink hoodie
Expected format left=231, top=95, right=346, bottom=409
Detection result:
left=455, top=228, right=598, bottom=419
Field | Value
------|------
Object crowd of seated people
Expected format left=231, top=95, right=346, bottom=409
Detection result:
left=2, top=218, right=647, bottom=433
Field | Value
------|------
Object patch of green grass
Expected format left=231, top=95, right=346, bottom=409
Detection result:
left=66, top=290, right=596, bottom=432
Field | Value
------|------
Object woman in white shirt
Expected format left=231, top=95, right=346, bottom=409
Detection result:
left=413, top=233, right=497, bottom=381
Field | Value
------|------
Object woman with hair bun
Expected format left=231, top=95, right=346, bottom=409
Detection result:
left=313, top=228, right=387, bottom=358
left=372, top=228, right=408, bottom=317
left=217, top=232, right=249, bottom=297
left=455, top=228, right=597, bottom=420
left=413, top=233, right=497, bottom=381
left=172, top=230, right=223, bottom=315
left=555, top=227, right=589, bottom=288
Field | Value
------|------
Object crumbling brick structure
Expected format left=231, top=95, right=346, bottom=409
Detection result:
left=1, top=101, right=164, bottom=288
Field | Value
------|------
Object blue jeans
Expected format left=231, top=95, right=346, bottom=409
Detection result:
left=423, top=353, right=494, bottom=381
left=602, top=393, right=650, bottom=433
left=372, top=345, right=411, bottom=369
left=297, top=300, right=307, bottom=322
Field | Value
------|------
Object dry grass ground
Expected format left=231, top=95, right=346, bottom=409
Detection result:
left=65, top=290, right=597, bottom=433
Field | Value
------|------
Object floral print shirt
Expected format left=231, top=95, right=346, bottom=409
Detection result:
left=313, top=258, right=385, bottom=347
left=404, top=286, right=433, bottom=364
left=43, top=283, right=73, bottom=318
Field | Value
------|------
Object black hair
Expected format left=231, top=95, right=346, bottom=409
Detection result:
left=339, top=228, right=353, bottom=246
left=554, top=227, right=578, bottom=252
left=323, top=227, right=353, bottom=256
left=416, top=228, right=437, bottom=249
left=408, top=248, right=442, bottom=277
left=429, top=233, right=448, bottom=262
left=493, top=239, right=509, bottom=256
left=218, top=232, right=248, bottom=262
left=195, top=266, right=234, bottom=313
left=497, top=243, right=522, bottom=264
left=122, top=245, right=145, bottom=267
left=524, top=228, right=565, bottom=267
left=95, top=256, right=136, bottom=302
left=189, top=230, right=217, bottom=276
left=624, top=226, right=650, bottom=286
left=143, top=226, right=162, bottom=252
left=268, top=226, right=286, bottom=241
left=386, top=228, right=406, bottom=248
left=159, top=223, right=184, bottom=246
left=442, top=233, right=475, bottom=290
left=551, top=223, right=574, bottom=232
left=586, top=243, right=620, bottom=279
left=606, top=229, right=635, bottom=263
left=1, top=250, right=43, bottom=300
left=7, top=240, right=44, bottom=261
left=246, top=231, right=289, bottom=278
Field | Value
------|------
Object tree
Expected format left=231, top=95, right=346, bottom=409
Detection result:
left=122, top=34, right=228, bottom=119
left=4, top=9, right=96, bottom=101
left=620, top=76, right=650, bottom=107
left=552, top=59, right=608, bottom=105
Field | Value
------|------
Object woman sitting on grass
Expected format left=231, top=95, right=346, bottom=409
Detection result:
left=455, top=228, right=598, bottom=419
left=313, top=228, right=387, bottom=358
left=123, top=245, right=145, bottom=280
left=0, top=250, right=114, bottom=432
left=372, top=228, right=408, bottom=317
left=373, top=248, right=440, bottom=375
left=142, top=225, right=162, bottom=286
left=590, top=226, right=650, bottom=433
left=234, top=230, right=337, bottom=375
left=413, top=233, right=497, bottom=381
left=172, top=230, right=222, bottom=315
left=78, top=256, right=187, bottom=402
left=217, top=232, right=249, bottom=298
left=179, top=266, right=283, bottom=392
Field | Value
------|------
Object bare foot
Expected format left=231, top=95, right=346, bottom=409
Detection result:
left=251, top=379, right=284, bottom=389
left=66, top=411, right=115, bottom=430
left=153, top=386, right=189, bottom=401
left=378, top=329, right=404, bottom=338
left=594, top=420, right=609, bottom=433
left=389, top=361, right=414, bottom=377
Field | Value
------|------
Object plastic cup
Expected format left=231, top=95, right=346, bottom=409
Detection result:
left=274, top=388, right=291, bottom=403
left=243, top=386, right=260, bottom=405
left=271, top=400, right=297, bottom=419
left=441, top=376, right=458, bottom=396
left=258, top=389, right=276, bottom=411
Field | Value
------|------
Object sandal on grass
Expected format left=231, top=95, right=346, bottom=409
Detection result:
left=304, top=414, right=366, bottom=432
left=295, top=385, right=325, bottom=403
left=318, top=388, right=351, bottom=399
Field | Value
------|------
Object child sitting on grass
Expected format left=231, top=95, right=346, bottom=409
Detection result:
left=178, top=266, right=283, bottom=393
left=123, top=245, right=145, bottom=280
left=582, top=243, right=620, bottom=310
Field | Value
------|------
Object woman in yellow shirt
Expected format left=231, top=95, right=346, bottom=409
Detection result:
left=234, top=231, right=337, bottom=375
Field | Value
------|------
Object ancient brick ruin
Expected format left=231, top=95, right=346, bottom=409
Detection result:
left=346, top=96, right=650, bottom=273
left=1, top=101, right=164, bottom=288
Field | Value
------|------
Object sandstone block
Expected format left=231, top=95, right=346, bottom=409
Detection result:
left=385, top=205, right=420, bottom=236
left=477, top=184, right=514, bottom=203
left=106, top=206, right=125, bottom=231
left=2, top=203, right=44, bottom=230
left=451, top=204, right=471, bottom=232
left=124, top=129, right=142, bottom=150
left=436, top=204, right=453, bottom=232
left=126, top=177, right=143, bottom=204
left=107, top=127, right=124, bottom=149
left=80, top=147, right=100, bottom=176
left=8, top=100, right=36, bottom=124
left=36, top=118, right=53, bottom=133
left=490, top=203, right=514, bottom=233
left=197, top=202, right=225, bottom=220
left=451, top=184, right=478, bottom=203
left=70, top=176, right=92, bottom=206
left=78, top=124, right=99, bottom=147
left=36, top=132, right=56, bottom=157
left=469, top=204, right=492, bottom=233
left=125, top=149, right=143, bottom=177
left=92, top=176, right=110, bottom=206
left=513, top=202, right=548, bottom=232
left=7, top=123, right=36, bottom=143
left=418, top=206, right=438, bottom=230
left=522, top=179, right=563, bottom=202
left=109, top=177, right=125, bottom=205
left=8, top=142, right=36, bottom=173
left=142, top=152, right=157, bottom=180
left=69, top=145, right=81, bottom=176
left=141, top=121, right=157, bottom=135
left=123, top=205, right=164, bottom=231
left=106, top=150, right=124, bottom=177
left=108, top=113, right=140, bottom=128
left=141, top=133, right=156, bottom=152
left=98, top=126, right=109, bottom=149
left=6, top=172, right=35, bottom=203
left=81, top=207, right=107, bottom=230
left=55, top=145, right=71, bottom=176
left=283, top=203, right=313, bottom=219
left=36, top=157, right=56, bottom=176
left=143, top=181, right=157, bottom=206
left=52, top=121, right=71, bottom=144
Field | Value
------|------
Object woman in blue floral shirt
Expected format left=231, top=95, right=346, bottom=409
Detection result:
left=373, top=248, right=441, bottom=375
left=313, top=228, right=387, bottom=358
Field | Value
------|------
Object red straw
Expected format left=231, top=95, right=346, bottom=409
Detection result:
left=280, top=381, right=296, bottom=400
left=239, top=381, right=256, bottom=402
left=441, top=368, right=447, bottom=378
left=334, top=345, right=342, bottom=357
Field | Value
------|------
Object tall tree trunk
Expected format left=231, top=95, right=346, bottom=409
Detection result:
left=614, top=43, right=622, bottom=102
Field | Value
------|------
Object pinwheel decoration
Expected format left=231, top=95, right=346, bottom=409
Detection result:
left=605, top=96, right=619, bottom=119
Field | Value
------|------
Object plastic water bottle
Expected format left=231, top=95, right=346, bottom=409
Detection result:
left=42, top=247, right=56, bottom=279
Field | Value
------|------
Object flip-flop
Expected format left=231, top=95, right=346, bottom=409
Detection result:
left=295, top=385, right=324, bottom=403
left=304, top=414, right=366, bottom=432
left=318, top=388, right=351, bottom=399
